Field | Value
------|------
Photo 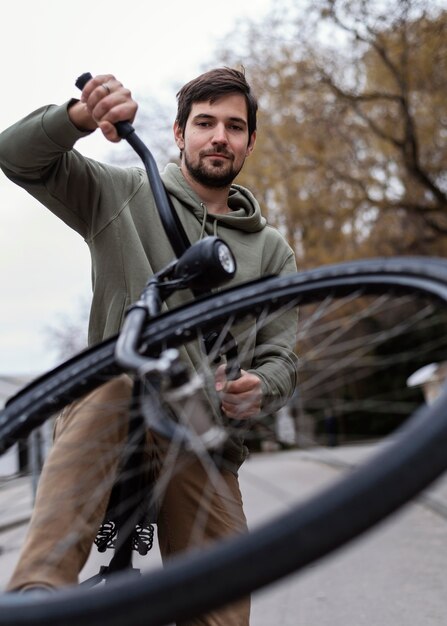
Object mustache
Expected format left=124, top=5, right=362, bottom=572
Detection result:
left=200, top=148, right=233, bottom=160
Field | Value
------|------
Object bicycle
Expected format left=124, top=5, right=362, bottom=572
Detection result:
left=1, top=74, right=447, bottom=625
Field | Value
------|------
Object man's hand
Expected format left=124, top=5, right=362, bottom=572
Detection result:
left=69, top=74, right=138, bottom=142
left=215, top=364, right=263, bottom=420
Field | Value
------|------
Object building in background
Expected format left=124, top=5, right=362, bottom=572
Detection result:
left=0, top=376, right=31, bottom=475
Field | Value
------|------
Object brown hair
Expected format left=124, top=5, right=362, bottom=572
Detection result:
left=176, top=67, right=258, bottom=139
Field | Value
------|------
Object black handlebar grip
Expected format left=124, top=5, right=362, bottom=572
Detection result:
left=75, top=72, right=93, bottom=90
left=75, top=72, right=135, bottom=139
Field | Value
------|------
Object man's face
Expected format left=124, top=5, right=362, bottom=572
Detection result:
left=174, top=94, right=256, bottom=189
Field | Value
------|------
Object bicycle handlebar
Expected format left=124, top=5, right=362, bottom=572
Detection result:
left=75, top=72, right=189, bottom=258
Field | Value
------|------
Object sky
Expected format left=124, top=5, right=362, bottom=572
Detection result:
left=0, top=0, right=273, bottom=376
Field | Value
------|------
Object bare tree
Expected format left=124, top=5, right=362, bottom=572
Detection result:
left=105, top=93, right=179, bottom=169
left=217, top=0, right=447, bottom=265
left=45, top=298, right=89, bottom=362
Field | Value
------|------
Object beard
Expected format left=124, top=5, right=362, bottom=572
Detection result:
left=184, top=150, right=243, bottom=189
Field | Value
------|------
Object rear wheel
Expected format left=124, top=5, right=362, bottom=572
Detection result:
left=1, top=257, right=447, bottom=626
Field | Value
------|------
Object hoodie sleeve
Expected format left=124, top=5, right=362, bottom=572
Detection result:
left=0, top=102, right=140, bottom=240
left=247, top=251, right=299, bottom=411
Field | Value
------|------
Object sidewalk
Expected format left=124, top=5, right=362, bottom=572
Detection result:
left=1, top=443, right=447, bottom=624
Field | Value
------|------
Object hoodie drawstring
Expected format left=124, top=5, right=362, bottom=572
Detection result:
left=199, top=203, right=208, bottom=240
left=200, top=202, right=219, bottom=239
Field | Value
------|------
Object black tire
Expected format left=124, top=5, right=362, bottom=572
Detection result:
left=1, top=256, right=447, bottom=625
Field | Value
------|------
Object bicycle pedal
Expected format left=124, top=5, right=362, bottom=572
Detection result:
left=132, top=522, right=155, bottom=555
left=94, top=520, right=117, bottom=552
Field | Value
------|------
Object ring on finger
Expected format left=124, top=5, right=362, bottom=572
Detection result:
left=101, top=83, right=111, bottom=95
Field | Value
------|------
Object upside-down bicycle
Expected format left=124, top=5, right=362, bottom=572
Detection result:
left=1, top=74, right=447, bottom=626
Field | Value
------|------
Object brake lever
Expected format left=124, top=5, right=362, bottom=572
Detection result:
left=225, top=347, right=242, bottom=381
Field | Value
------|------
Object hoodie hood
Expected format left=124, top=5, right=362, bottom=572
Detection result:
left=161, top=163, right=266, bottom=234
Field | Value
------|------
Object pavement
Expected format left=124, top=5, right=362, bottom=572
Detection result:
left=1, top=442, right=447, bottom=625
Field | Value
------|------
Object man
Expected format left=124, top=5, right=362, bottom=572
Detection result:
left=0, top=68, right=297, bottom=625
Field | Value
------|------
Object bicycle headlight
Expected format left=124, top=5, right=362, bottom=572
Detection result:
left=174, top=237, right=237, bottom=290
left=217, top=241, right=236, bottom=275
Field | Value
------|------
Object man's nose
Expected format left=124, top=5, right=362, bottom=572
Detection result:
left=211, top=123, right=228, bottom=145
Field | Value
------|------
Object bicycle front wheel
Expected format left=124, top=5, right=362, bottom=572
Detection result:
left=1, top=257, right=447, bottom=626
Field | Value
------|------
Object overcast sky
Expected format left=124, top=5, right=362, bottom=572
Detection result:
left=0, top=0, right=273, bottom=376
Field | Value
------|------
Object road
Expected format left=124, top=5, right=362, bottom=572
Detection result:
left=1, top=443, right=447, bottom=625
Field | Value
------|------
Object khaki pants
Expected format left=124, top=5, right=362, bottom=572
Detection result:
left=8, top=376, right=250, bottom=626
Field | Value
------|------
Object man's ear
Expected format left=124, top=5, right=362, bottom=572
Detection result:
left=246, top=130, right=256, bottom=156
left=174, top=121, right=185, bottom=151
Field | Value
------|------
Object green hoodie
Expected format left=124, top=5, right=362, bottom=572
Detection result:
left=0, top=102, right=298, bottom=469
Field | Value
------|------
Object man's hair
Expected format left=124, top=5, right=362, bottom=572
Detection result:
left=176, top=67, right=258, bottom=139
